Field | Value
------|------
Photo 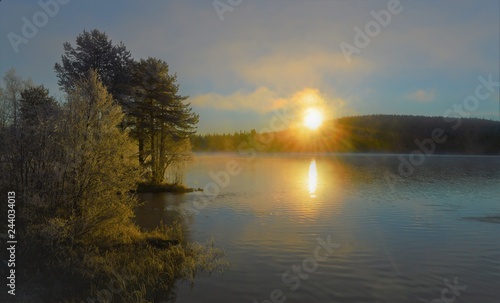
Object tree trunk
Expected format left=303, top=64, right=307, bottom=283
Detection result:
left=138, top=136, right=144, bottom=165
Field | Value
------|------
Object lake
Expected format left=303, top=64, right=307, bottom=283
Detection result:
left=135, top=154, right=500, bottom=303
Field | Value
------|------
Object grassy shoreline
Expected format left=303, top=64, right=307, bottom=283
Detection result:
left=136, top=182, right=203, bottom=193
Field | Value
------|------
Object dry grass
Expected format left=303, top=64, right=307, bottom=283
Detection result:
left=18, top=218, right=229, bottom=302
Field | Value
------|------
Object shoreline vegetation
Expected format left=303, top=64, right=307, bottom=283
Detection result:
left=0, top=29, right=227, bottom=302
left=0, top=70, right=227, bottom=302
left=136, top=182, right=203, bottom=193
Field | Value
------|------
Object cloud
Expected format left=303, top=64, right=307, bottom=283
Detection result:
left=405, top=89, right=436, bottom=103
left=190, top=86, right=284, bottom=114
left=191, top=87, right=346, bottom=116
left=235, top=50, right=374, bottom=92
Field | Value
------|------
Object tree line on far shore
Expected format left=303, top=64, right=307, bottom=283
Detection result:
left=190, top=115, right=500, bottom=155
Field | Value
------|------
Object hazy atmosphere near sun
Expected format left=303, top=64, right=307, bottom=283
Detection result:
left=1, top=0, right=499, bottom=133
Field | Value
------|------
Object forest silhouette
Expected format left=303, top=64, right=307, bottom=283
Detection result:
left=191, top=115, right=500, bottom=155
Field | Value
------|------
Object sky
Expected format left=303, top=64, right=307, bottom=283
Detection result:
left=1, top=0, right=499, bottom=134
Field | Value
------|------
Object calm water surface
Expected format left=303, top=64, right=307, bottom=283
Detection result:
left=135, top=154, right=500, bottom=303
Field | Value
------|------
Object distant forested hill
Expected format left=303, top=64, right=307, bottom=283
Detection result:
left=191, top=115, right=500, bottom=155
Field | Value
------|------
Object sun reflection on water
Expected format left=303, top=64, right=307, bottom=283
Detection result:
left=308, top=159, right=317, bottom=198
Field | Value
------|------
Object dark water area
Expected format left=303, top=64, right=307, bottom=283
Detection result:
left=135, top=154, right=500, bottom=302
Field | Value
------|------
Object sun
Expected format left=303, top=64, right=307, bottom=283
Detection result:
left=303, top=108, right=323, bottom=130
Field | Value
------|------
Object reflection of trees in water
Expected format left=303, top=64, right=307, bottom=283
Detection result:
left=134, top=193, right=230, bottom=303
left=135, top=193, right=191, bottom=239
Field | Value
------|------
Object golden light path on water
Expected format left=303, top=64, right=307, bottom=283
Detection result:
left=308, top=159, right=317, bottom=198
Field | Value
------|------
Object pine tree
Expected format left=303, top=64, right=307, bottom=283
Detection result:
left=130, top=58, right=198, bottom=184
left=54, top=29, right=133, bottom=106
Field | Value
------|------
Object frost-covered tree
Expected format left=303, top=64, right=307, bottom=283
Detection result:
left=1, top=68, right=33, bottom=129
left=57, top=70, right=139, bottom=243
